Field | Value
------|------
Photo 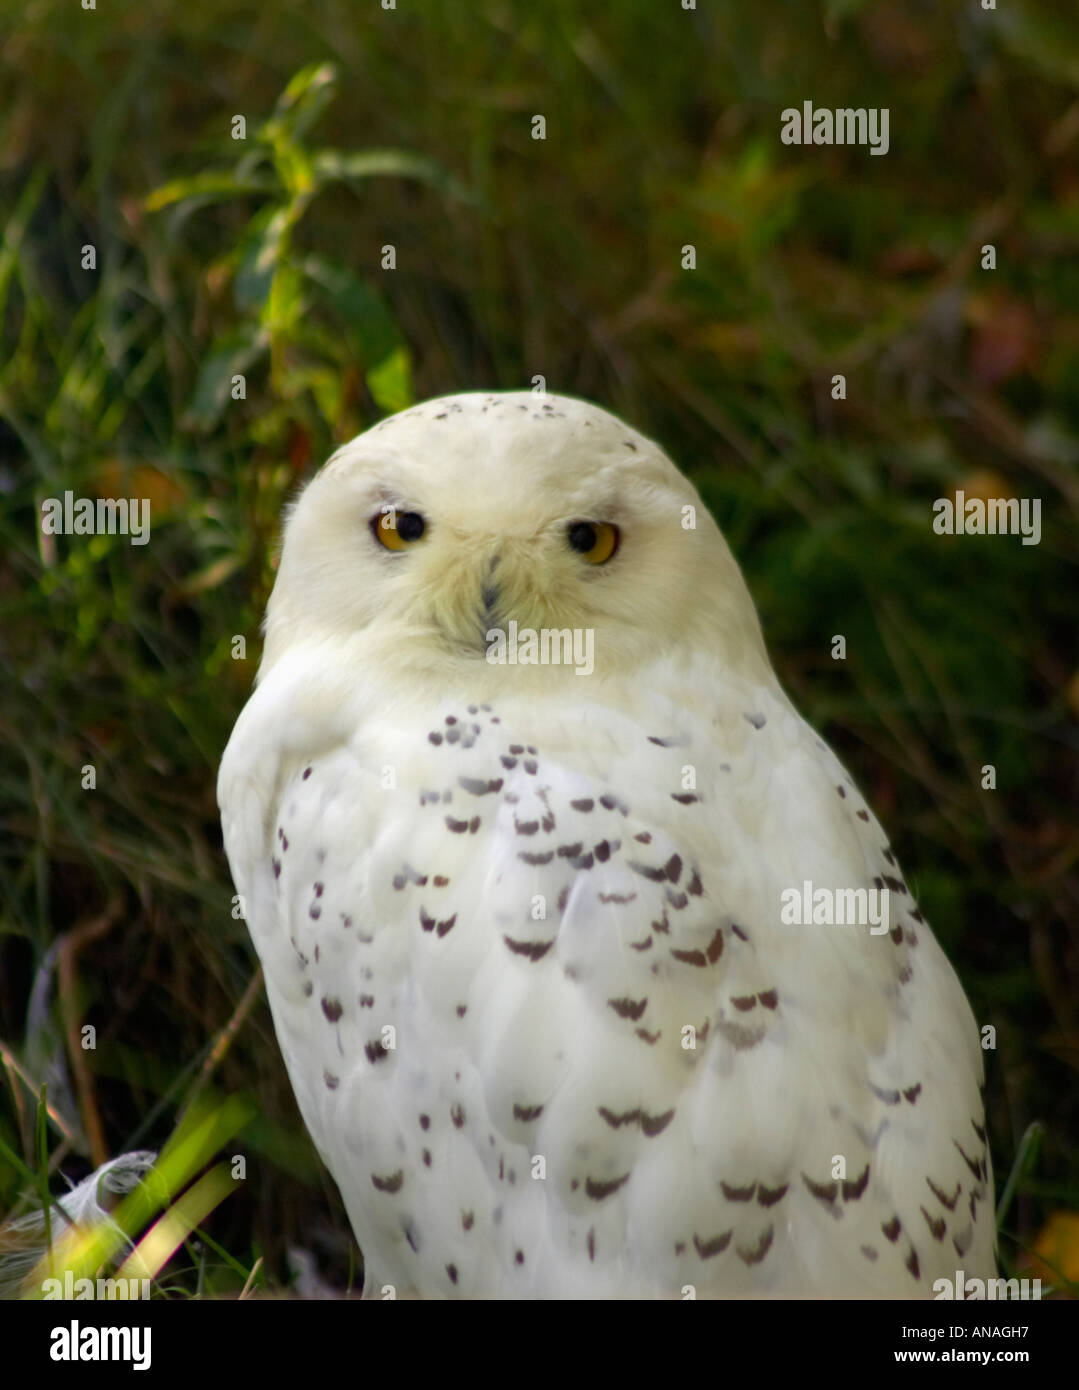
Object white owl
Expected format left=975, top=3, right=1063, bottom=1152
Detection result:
left=218, top=390, right=995, bottom=1298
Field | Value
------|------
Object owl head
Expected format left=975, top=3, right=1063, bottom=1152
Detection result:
left=259, top=391, right=771, bottom=690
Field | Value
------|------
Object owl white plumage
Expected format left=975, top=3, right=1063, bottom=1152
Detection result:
left=218, top=390, right=994, bottom=1298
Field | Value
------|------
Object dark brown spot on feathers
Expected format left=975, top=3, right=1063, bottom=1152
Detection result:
left=608, top=996, right=648, bottom=1020
left=737, top=1226, right=773, bottom=1265
left=371, top=1170, right=404, bottom=1193
left=803, top=1173, right=838, bottom=1205
left=927, top=1177, right=961, bottom=1211
left=503, top=935, right=554, bottom=961
left=921, top=1207, right=947, bottom=1241
left=671, top=946, right=707, bottom=967
left=459, top=775, right=503, bottom=796
left=598, top=1106, right=640, bottom=1129
left=585, top=1174, right=630, bottom=1201
left=954, top=1141, right=985, bottom=1183
left=694, top=1231, right=732, bottom=1260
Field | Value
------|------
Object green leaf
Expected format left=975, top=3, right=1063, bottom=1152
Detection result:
left=299, top=254, right=401, bottom=366
left=259, top=62, right=338, bottom=148
left=366, top=346, right=413, bottom=415
left=261, top=264, right=305, bottom=337
left=185, top=325, right=268, bottom=432
left=143, top=170, right=274, bottom=214
left=312, top=148, right=472, bottom=203
left=234, top=205, right=296, bottom=312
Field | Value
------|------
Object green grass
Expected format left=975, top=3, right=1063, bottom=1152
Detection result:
left=1, top=0, right=1076, bottom=1296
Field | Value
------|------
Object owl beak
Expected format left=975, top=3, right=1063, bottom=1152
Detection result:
left=479, top=582, right=501, bottom=643
left=477, top=553, right=502, bottom=647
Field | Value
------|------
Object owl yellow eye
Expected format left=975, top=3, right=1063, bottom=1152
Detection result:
left=372, top=509, right=426, bottom=551
left=567, top=520, right=619, bottom=565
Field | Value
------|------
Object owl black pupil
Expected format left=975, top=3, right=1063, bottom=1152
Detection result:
left=397, top=512, right=425, bottom=541
left=568, top=522, right=597, bottom=553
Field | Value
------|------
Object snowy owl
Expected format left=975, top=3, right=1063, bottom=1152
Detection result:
left=218, top=390, right=995, bottom=1298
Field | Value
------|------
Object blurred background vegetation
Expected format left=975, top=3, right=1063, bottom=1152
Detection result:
left=0, top=0, right=1076, bottom=1297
